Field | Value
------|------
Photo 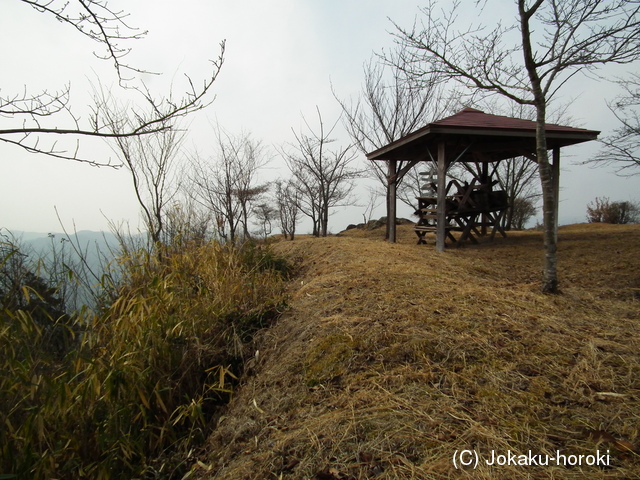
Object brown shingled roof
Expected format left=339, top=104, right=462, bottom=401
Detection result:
left=367, top=108, right=600, bottom=162
left=433, top=107, right=595, bottom=133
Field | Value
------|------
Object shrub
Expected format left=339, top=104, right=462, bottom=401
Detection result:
left=0, top=240, right=289, bottom=478
left=586, top=196, right=640, bottom=224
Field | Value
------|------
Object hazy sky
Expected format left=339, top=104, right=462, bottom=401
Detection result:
left=1, top=0, right=637, bottom=234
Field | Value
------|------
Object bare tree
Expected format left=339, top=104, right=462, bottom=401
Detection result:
left=282, top=108, right=361, bottom=237
left=511, top=197, right=538, bottom=230
left=589, top=72, right=640, bottom=175
left=288, top=166, right=322, bottom=237
left=494, top=157, right=539, bottom=228
left=99, top=94, right=185, bottom=247
left=362, top=185, right=383, bottom=225
left=253, top=202, right=277, bottom=239
left=274, top=179, right=301, bottom=240
left=335, top=51, right=452, bottom=157
left=189, top=128, right=268, bottom=244
left=0, top=0, right=224, bottom=166
left=189, top=155, right=238, bottom=243
left=389, top=0, right=640, bottom=293
left=334, top=49, right=454, bottom=237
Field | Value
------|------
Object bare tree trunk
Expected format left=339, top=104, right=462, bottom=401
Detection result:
left=536, top=118, right=558, bottom=293
left=385, top=185, right=392, bottom=241
left=519, top=0, right=557, bottom=293
left=320, top=207, right=329, bottom=237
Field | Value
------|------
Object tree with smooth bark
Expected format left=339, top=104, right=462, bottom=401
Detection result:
left=477, top=101, right=577, bottom=230
left=389, top=0, right=640, bottom=293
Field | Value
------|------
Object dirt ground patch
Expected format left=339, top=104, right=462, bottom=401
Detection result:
left=192, top=223, right=640, bottom=479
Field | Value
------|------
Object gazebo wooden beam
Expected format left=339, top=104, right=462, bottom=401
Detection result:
left=397, top=159, right=422, bottom=179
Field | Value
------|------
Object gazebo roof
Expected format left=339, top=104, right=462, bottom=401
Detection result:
left=366, top=108, right=600, bottom=163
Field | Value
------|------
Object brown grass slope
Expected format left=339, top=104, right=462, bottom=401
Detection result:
left=193, top=223, right=640, bottom=480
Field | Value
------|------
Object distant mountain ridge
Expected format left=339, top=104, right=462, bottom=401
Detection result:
left=1, top=229, right=130, bottom=309
left=4, top=229, right=121, bottom=260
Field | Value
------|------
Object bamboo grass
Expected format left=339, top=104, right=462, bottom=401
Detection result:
left=1, top=240, right=288, bottom=478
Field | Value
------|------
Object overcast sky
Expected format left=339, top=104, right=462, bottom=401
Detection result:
left=1, top=0, right=637, bottom=235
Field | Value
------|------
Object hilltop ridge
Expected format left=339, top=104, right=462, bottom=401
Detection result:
left=192, top=223, right=640, bottom=479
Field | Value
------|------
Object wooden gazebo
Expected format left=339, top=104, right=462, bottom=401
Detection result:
left=366, top=108, right=599, bottom=250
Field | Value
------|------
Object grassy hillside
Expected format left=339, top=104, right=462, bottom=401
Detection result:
left=191, top=223, right=640, bottom=480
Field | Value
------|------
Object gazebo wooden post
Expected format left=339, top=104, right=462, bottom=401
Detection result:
left=552, top=147, right=560, bottom=244
left=387, top=160, right=397, bottom=243
left=436, top=141, right=447, bottom=252
left=481, top=161, right=489, bottom=236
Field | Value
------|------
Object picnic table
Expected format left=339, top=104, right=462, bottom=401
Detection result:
left=414, top=178, right=509, bottom=246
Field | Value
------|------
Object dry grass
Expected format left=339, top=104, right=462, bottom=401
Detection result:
left=191, top=223, right=640, bottom=480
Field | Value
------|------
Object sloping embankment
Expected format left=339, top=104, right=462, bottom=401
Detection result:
left=192, top=224, right=640, bottom=479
